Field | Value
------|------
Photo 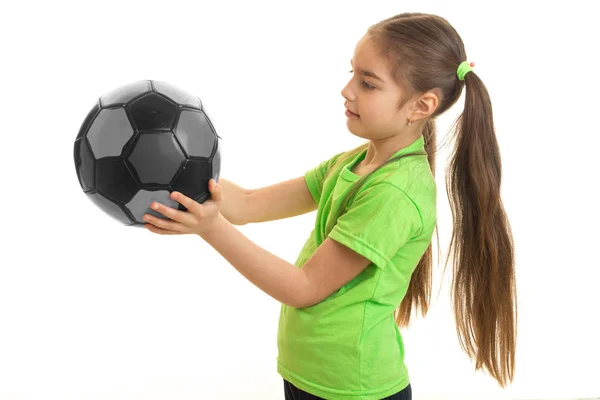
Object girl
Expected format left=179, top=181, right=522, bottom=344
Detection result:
left=143, top=12, right=516, bottom=400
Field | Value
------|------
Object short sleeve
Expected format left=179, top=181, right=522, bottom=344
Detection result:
left=328, top=183, right=423, bottom=270
left=304, top=150, right=346, bottom=205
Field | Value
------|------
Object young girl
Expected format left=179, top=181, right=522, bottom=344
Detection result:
left=143, top=12, right=516, bottom=400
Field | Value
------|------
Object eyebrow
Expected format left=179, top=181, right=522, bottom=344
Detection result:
left=350, top=59, right=385, bottom=83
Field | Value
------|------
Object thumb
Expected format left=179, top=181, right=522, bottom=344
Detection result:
left=210, top=179, right=223, bottom=201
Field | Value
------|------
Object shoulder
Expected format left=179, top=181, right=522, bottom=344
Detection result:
left=352, top=182, right=422, bottom=224
left=366, top=156, right=436, bottom=200
left=364, top=159, right=437, bottom=233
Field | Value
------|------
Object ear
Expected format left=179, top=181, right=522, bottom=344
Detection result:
left=412, top=89, right=440, bottom=121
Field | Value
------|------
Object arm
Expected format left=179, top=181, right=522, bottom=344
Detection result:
left=200, top=214, right=371, bottom=308
left=146, top=179, right=372, bottom=308
left=245, top=176, right=318, bottom=223
left=219, top=176, right=318, bottom=225
left=200, top=214, right=309, bottom=308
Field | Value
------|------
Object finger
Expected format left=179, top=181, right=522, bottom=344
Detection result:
left=150, top=201, right=195, bottom=225
left=144, top=223, right=180, bottom=235
left=143, top=213, right=187, bottom=233
left=170, top=191, right=203, bottom=214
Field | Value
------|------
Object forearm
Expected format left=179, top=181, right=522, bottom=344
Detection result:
left=199, top=214, right=308, bottom=308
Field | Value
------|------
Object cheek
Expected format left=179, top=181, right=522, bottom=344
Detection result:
left=365, top=104, right=391, bottom=124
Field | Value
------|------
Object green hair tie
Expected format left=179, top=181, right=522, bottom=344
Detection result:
left=457, top=61, right=475, bottom=81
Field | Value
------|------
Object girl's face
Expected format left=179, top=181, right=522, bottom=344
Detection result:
left=341, top=35, right=411, bottom=140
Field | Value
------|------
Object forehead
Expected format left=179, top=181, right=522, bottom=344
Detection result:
left=352, top=37, right=391, bottom=78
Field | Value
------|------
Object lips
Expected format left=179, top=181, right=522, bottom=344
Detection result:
left=346, top=108, right=359, bottom=116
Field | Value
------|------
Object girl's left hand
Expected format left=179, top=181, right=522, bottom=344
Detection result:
left=143, top=179, right=223, bottom=236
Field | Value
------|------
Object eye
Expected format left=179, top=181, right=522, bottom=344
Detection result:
left=361, top=81, right=375, bottom=89
left=349, top=70, right=375, bottom=90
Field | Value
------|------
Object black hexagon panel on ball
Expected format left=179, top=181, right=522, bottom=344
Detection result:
left=73, top=80, right=222, bottom=227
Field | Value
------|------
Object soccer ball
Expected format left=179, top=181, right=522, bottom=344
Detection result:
left=73, top=80, right=222, bottom=227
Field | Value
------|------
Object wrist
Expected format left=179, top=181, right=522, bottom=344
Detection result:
left=198, top=212, right=228, bottom=238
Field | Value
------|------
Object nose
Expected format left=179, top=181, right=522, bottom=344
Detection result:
left=341, top=81, right=353, bottom=103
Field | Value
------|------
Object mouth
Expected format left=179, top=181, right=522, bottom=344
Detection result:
left=345, top=108, right=359, bottom=117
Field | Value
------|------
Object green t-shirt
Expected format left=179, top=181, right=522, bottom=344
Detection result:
left=276, top=135, right=437, bottom=400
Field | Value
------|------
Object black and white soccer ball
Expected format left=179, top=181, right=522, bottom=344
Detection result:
left=73, top=80, right=222, bottom=227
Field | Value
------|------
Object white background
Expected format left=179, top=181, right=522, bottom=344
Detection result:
left=1, top=1, right=598, bottom=399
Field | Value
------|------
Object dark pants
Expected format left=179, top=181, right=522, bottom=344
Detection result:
left=283, top=379, right=411, bottom=400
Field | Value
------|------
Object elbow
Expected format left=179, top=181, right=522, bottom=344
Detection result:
left=287, top=292, right=311, bottom=309
left=288, top=298, right=312, bottom=309
left=287, top=271, right=315, bottom=309
left=288, top=300, right=312, bottom=309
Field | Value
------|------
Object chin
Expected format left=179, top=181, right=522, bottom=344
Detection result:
left=346, top=124, right=371, bottom=140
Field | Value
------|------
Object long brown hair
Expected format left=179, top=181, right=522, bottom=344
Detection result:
left=324, top=13, right=517, bottom=387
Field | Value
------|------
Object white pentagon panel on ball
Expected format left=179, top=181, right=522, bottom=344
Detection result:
left=100, top=80, right=152, bottom=107
left=126, top=190, right=180, bottom=223
left=153, top=81, right=202, bottom=109
left=175, top=110, right=216, bottom=157
left=86, top=108, right=135, bottom=159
